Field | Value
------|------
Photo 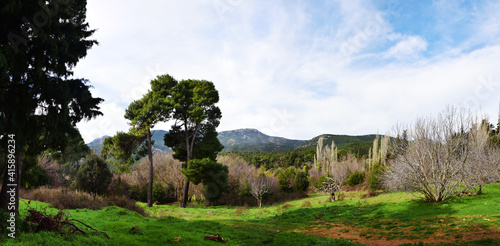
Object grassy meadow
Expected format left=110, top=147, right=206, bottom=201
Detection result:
left=2, top=183, right=500, bottom=246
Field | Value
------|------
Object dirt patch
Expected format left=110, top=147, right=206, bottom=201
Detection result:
left=302, top=222, right=500, bottom=246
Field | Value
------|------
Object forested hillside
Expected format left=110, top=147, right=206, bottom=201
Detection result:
left=217, top=128, right=306, bottom=151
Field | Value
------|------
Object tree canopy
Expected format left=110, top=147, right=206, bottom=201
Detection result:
left=101, top=131, right=148, bottom=173
left=76, top=153, right=112, bottom=199
left=0, top=0, right=102, bottom=213
left=124, top=74, right=176, bottom=207
left=162, top=78, right=223, bottom=207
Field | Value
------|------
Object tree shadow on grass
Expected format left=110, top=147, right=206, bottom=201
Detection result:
left=380, top=198, right=459, bottom=222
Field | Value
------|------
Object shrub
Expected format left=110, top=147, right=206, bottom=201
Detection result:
left=277, top=171, right=290, bottom=192
left=346, top=171, right=365, bottom=187
left=183, top=158, right=229, bottom=204
left=76, top=153, right=112, bottom=199
left=239, top=179, right=251, bottom=198
left=152, top=183, right=166, bottom=204
left=293, top=171, right=309, bottom=192
left=314, top=175, right=328, bottom=189
left=139, top=183, right=148, bottom=203
left=152, top=182, right=176, bottom=204
left=369, top=163, right=385, bottom=190
left=22, top=164, right=51, bottom=189
left=277, top=167, right=296, bottom=192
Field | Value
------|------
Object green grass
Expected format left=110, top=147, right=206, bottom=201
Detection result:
left=2, top=200, right=359, bottom=245
left=2, top=183, right=500, bottom=245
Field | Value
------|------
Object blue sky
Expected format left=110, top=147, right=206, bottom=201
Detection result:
left=74, top=0, right=500, bottom=143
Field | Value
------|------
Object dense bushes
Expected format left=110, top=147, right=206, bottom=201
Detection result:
left=76, top=153, right=112, bottom=199
left=368, top=163, right=385, bottom=190
left=22, top=165, right=51, bottom=189
left=293, top=171, right=309, bottom=192
left=152, top=183, right=176, bottom=204
left=346, top=171, right=365, bottom=187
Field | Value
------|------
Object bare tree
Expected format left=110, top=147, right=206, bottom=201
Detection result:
left=314, top=137, right=351, bottom=201
left=314, top=137, right=337, bottom=172
left=385, top=106, right=500, bottom=202
left=249, top=176, right=271, bottom=208
left=367, top=134, right=390, bottom=171
left=319, top=163, right=349, bottom=202
left=460, top=121, right=500, bottom=194
left=217, top=153, right=256, bottom=186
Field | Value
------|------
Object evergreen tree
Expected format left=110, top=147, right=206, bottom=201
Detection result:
left=76, top=153, right=112, bottom=199
left=0, top=0, right=102, bottom=213
left=182, top=158, right=228, bottom=204
left=101, top=131, right=147, bottom=173
left=124, top=74, right=176, bottom=207
left=293, top=171, right=309, bottom=192
left=163, top=79, right=223, bottom=208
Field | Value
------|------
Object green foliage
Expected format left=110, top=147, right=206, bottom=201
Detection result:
left=346, top=171, right=365, bottom=187
left=48, top=128, right=91, bottom=187
left=240, top=179, right=251, bottom=198
left=164, top=79, right=223, bottom=162
left=162, top=78, right=223, bottom=207
left=124, top=74, right=177, bottom=207
left=101, top=132, right=148, bottom=173
left=125, top=74, right=176, bottom=133
left=488, top=134, right=500, bottom=148
left=0, top=208, right=13, bottom=235
left=369, top=163, right=385, bottom=190
left=182, top=158, right=229, bottom=203
left=152, top=183, right=176, bottom=204
left=165, top=126, right=223, bottom=163
left=137, top=184, right=148, bottom=203
left=314, top=175, right=328, bottom=189
left=277, top=167, right=297, bottom=192
left=293, top=171, right=310, bottom=192
left=22, top=165, right=50, bottom=189
left=76, top=153, right=112, bottom=199
left=277, top=170, right=290, bottom=192
left=226, top=148, right=315, bottom=169
left=0, top=0, right=102, bottom=212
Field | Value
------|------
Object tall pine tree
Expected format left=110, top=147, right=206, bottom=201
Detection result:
left=163, top=79, right=223, bottom=208
left=124, top=74, right=176, bottom=207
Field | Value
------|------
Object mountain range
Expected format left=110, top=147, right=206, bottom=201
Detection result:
left=87, top=128, right=379, bottom=153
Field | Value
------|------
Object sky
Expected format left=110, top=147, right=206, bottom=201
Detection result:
left=74, top=0, right=500, bottom=143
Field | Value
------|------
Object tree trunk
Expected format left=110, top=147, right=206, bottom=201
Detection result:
left=181, top=122, right=192, bottom=208
left=147, top=129, right=153, bottom=207
left=181, top=180, right=190, bottom=208
left=475, top=185, right=483, bottom=195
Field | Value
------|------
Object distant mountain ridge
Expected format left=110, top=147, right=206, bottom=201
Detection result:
left=87, top=130, right=171, bottom=154
left=218, top=128, right=306, bottom=152
left=298, top=134, right=380, bottom=149
left=87, top=128, right=379, bottom=154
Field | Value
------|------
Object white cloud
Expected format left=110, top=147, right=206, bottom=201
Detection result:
left=73, top=0, right=500, bottom=143
left=76, top=103, right=130, bottom=143
left=384, top=35, right=428, bottom=60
